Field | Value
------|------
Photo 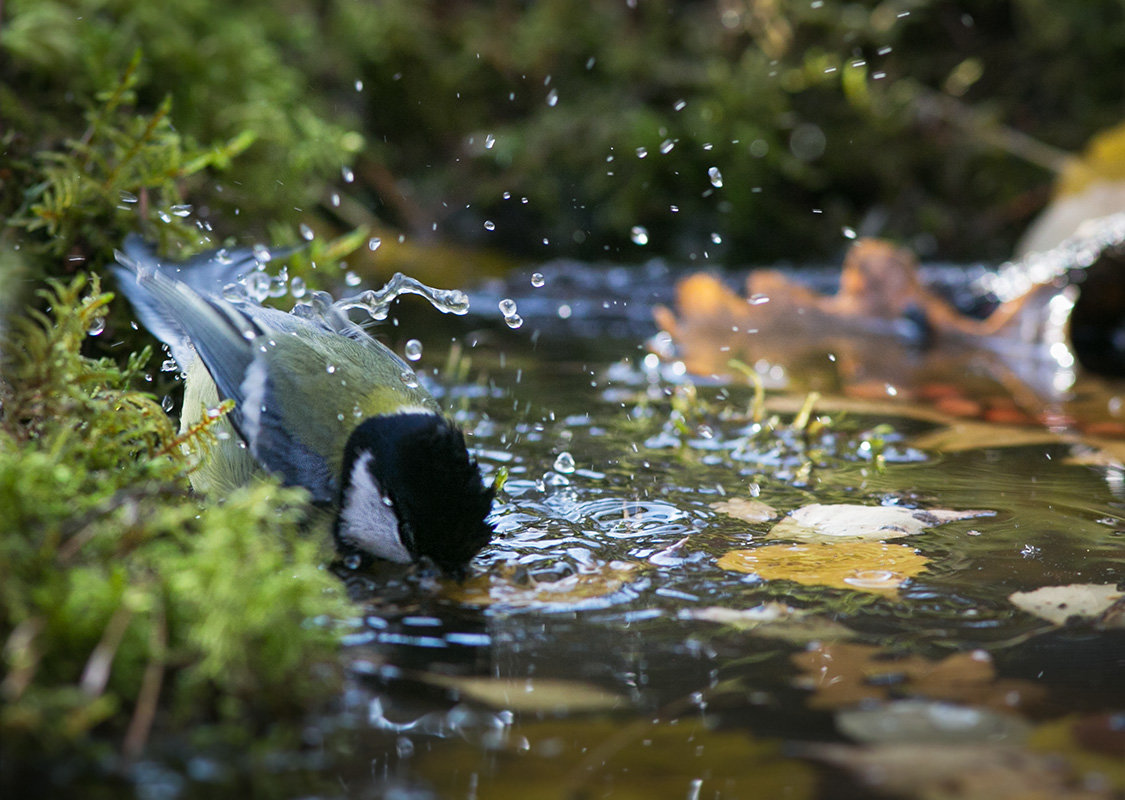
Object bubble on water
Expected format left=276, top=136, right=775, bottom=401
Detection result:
left=341, top=165, right=355, bottom=183
left=635, top=146, right=648, bottom=159
left=484, top=220, right=496, bottom=231
left=530, top=272, right=545, bottom=288
left=708, top=167, right=724, bottom=188
left=660, top=139, right=675, bottom=154
left=290, top=276, right=307, bottom=298
left=299, top=223, right=315, bottom=241
left=86, top=317, right=106, bottom=336
left=553, top=451, right=576, bottom=474
left=344, top=271, right=362, bottom=287
left=404, top=339, right=423, bottom=361
left=400, top=370, right=419, bottom=388
left=368, top=236, right=382, bottom=251
left=630, top=226, right=649, bottom=246
left=546, top=89, right=559, bottom=107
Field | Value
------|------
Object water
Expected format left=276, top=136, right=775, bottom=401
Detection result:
left=308, top=264, right=1125, bottom=798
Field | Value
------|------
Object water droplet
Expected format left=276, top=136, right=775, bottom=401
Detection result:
left=630, top=226, right=649, bottom=246
left=343, top=553, right=362, bottom=570
left=842, top=226, right=857, bottom=239
left=404, top=339, right=423, bottom=361
left=161, top=395, right=174, bottom=412
left=710, top=232, right=722, bottom=244
left=330, top=192, right=341, bottom=207
left=484, top=133, right=496, bottom=149
left=326, top=364, right=337, bottom=374
left=504, top=314, right=524, bottom=329
left=161, top=358, right=179, bottom=372
left=530, top=272, right=545, bottom=288
left=502, top=191, right=511, bottom=199
left=354, top=79, right=364, bottom=92
left=635, top=146, right=648, bottom=159
left=290, top=276, right=307, bottom=298
left=344, top=271, right=362, bottom=287
left=341, top=166, right=355, bottom=183
left=484, top=220, right=496, bottom=231
left=86, top=317, right=106, bottom=336
left=674, top=99, right=686, bottom=111
left=748, top=294, right=770, bottom=305
left=299, top=223, right=315, bottom=241
left=399, top=370, right=419, bottom=388
left=367, top=236, right=382, bottom=252
left=708, top=167, right=724, bottom=187
left=660, top=139, right=675, bottom=154
left=553, top=452, right=576, bottom=474
left=170, top=204, right=193, bottom=217
left=546, top=88, right=559, bottom=106
left=499, top=298, right=518, bottom=316
left=252, top=243, right=273, bottom=264
left=119, top=190, right=138, bottom=204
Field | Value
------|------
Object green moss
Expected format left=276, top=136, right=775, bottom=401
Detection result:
left=0, top=275, right=348, bottom=766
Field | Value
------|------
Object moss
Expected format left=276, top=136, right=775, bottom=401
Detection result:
left=0, top=275, right=348, bottom=769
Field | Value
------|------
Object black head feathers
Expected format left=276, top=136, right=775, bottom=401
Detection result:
left=338, top=413, right=495, bottom=575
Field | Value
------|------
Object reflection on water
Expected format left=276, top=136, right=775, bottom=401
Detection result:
left=317, top=271, right=1125, bottom=798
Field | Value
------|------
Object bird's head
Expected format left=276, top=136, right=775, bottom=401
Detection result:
left=335, top=412, right=495, bottom=576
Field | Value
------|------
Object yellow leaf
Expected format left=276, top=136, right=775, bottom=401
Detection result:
left=444, top=561, right=641, bottom=609
left=717, top=541, right=930, bottom=595
left=711, top=497, right=779, bottom=522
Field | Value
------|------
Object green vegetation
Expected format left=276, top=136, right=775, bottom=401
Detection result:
left=0, top=276, right=347, bottom=776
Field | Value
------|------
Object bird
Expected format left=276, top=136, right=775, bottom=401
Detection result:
left=113, top=235, right=494, bottom=575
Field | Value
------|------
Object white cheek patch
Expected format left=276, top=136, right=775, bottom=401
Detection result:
left=338, top=451, right=412, bottom=563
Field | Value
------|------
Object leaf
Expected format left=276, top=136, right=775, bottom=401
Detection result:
left=418, top=674, right=625, bottom=713
left=808, top=741, right=1112, bottom=800
left=791, top=642, right=1045, bottom=712
left=1008, top=584, right=1125, bottom=626
left=768, top=503, right=995, bottom=541
left=836, top=699, right=1030, bottom=745
left=710, top=498, right=779, bottom=523
left=444, top=561, right=641, bottom=609
left=683, top=603, right=856, bottom=644
left=717, top=541, right=930, bottom=595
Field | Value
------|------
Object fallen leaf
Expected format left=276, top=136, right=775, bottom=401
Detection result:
left=711, top=497, right=779, bottom=523
left=1008, top=584, right=1125, bottom=625
left=807, top=741, right=1113, bottom=800
left=444, top=561, right=641, bottom=609
left=682, top=603, right=855, bottom=643
left=418, top=674, right=625, bottom=713
left=910, top=419, right=1064, bottom=452
left=791, top=642, right=1045, bottom=712
left=717, top=541, right=930, bottom=595
left=836, top=699, right=1030, bottom=745
left=414, top=716, right=817, bottom=800
left=768, top=503, right=994, bottom=541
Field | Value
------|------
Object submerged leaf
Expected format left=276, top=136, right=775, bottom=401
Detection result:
left=710, top=498, right=779, bottom=523
left=768, top=503, right=995, bottom=541
left=1008, top=584, right=1125, bottom=626
left=836, top=699, right=1030, bottom=745
left=683, top=603, right=855, bottom=644
left=418, top=674, right=624, bottom=713
left=717, top=541, right=930, bottom=595
left=445, top=561, right=641, bottom=609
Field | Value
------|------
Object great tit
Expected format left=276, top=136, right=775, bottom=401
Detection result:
left=113, top=236, right=494, bottom=574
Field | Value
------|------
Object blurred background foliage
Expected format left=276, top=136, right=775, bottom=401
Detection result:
left=3, top=0, right=1124, bottom=287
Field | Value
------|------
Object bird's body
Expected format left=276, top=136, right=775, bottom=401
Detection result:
left=114, top=236, right=494, bottom=574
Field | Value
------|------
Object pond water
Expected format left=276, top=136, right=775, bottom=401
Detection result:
left=221, top=260, right=1124, bottom=799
